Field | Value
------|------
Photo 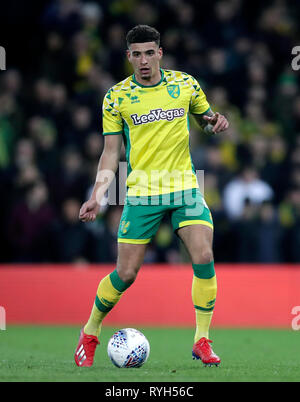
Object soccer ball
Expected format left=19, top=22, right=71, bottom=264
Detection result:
left=107, top=328, right=150, bottom=368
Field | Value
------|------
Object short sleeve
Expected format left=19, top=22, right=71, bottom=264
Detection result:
left=102, top=89, right=123, bottom=135
left=189, top=76, right=211, bottom=115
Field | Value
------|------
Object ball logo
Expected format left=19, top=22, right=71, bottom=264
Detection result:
left=131, top=108, right=185, bottom=125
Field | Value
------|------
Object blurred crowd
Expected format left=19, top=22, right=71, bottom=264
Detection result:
left=0, top=0, right=300, bottom=264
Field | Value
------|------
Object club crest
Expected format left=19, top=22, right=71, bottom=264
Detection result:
left=167, top=85, right=180, bottom=98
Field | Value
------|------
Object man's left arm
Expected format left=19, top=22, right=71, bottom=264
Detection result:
left=192, top=109, right=229, bottom=134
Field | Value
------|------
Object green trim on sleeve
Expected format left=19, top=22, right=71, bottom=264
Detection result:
left=102, top=131, right=123, bottom=136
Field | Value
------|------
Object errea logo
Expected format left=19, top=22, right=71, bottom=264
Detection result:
left=131, top=108, right=185, bottom=125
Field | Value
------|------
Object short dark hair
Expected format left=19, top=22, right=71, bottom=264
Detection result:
left=126, top=25, right=160, bottom=48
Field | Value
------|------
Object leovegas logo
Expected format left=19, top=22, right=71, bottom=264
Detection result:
left=130, top=108, right=185, bottom=125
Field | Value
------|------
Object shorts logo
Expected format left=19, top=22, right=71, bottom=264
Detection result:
left=167, top=84, right=180, bottom=98
left=121, top=220, right=130, bottom=234
left=131, top=108, right=185, bottom=125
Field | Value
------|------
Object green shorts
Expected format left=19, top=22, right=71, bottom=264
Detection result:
left=117, top=188, right=213, bottom=244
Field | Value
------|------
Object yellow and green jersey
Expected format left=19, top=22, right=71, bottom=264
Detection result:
left=102, top=68, right=210, bottom=196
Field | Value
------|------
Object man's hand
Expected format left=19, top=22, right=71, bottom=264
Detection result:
left=203, top=112, right=229, bottom=133
left=79, top=199, right=100, bottom=222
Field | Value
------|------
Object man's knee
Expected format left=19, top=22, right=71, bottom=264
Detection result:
left=193, top=247, right=214, bottom=265
left=116, top=265, right=140, bottom=284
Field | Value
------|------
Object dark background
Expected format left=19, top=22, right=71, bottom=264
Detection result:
left=0, top=0, right=299, bottom=264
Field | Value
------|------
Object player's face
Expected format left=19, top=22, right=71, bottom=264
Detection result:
left=127, top=42, right=163, bottom=82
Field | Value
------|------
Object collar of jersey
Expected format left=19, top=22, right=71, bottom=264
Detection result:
left=132, top=68, right=164, bottom=88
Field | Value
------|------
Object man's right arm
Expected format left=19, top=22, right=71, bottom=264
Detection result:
left=79, top=134, right=122, bottom=222
left=193, top=110, right=229, bottom=134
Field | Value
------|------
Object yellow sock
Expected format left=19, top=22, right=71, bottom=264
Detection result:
left=192, top=262, right=217, bottom=343
left=84, top=269, right=131, bottom=337
left=84, top=303, right=105, bottom=337
left=194, top=309, right=214, bottom=341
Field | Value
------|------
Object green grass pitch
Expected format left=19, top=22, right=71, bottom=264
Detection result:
left=0, top=326, right=300, bottom=382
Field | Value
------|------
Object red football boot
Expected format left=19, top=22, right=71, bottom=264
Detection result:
left=74, top=328, right=100, bottom=367
left=192, top=337, right=221, bottom=367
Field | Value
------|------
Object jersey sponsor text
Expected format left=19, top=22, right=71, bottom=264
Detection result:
left=130, top=108, right=185, bottom=126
